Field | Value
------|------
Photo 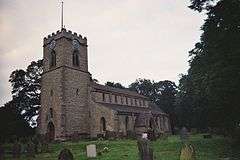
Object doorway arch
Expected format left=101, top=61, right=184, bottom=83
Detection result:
left=47, top=121, right=55, bottom=141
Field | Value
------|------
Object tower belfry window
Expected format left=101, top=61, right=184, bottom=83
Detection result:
left=73, top=50, right=80, bottom=67
left=50, top=50, right=56, bottom=67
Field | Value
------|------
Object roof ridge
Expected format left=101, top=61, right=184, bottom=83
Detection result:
left=91, top=82, right=147, bottom=98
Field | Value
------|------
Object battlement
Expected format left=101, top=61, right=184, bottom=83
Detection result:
left=43, top=28, right=87, bottom=46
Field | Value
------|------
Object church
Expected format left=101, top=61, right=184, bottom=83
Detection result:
left=37, top=28, right=171, bottom=140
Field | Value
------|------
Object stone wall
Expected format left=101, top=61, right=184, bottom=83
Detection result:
left=39, top=67, right=64, bottom=139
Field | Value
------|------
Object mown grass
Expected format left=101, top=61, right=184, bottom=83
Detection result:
left=4, top=134, right=239, bottom=160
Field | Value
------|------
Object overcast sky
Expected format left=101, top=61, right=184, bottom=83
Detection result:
left=0, top=0, right=205, bottom=106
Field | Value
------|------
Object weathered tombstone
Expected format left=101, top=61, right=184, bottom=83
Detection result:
left=41, top=135, right=49, bottom=153
left=58, top=148, right=74, bottom=160
left=32, top=134, right=41, bottom=153
left=26, top=140, right=35, bottom=158
left=137, top=138, right=153, bottom=160
left=203, top=134, right=212, bottom=139
left=180, top=127, right=189, bottom=143
left=86, top=144, right=97, bottom=158
left=12, top=141, right=21, bottom=158
left=180, top=144, right=196, bottom=160
left=0, top=144, right=4, bottom=160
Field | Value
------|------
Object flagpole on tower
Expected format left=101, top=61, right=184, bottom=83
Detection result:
left=61, top=1, right=64, bottom=29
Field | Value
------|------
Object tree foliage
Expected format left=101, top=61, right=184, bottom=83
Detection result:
left=0, top=101, right=34, bottom=142
left=9, top=59, right=43, bottom=125
left=189, top=0, right=216, bottom=12
left=177, top=0, right=240, bottom=135
left=129, top=79, right=177, bottom=130
left=105, top=81, right=125, bottom=89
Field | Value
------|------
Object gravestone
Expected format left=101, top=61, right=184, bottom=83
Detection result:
left=0, top=144, right=4, bottom=160
left=180, top=127, right=189, bottom=142
left=58, top=148, right=74, bottom=160
left=32, top=134, right=41, bottom=153
left=137, top=138, right=153, bottom=160
left=12, top=141, right=21, bottom=158
left=26, top=141, right=35, bottom=158
left=41, top=135, right=49, bottom=153
left=86, top=144, right=96, bottom=158
left=180, top=144, right=196, bottom=160
left=203, top=134, right=212, bottom=139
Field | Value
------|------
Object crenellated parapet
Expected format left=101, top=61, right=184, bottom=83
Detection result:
left=43, top=28, right=87, bottom=46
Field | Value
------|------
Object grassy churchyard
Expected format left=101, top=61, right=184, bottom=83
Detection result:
left=3, top=134, right=240, bottom=160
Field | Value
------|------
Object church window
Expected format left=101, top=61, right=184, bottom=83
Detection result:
left=125, top=116, right=129, bottom=131
left=126, top=97, right=128, bottom=105
left=50, top=108, right=53, bottom=118
left=131, top=98, right=133, bottom=105
left=50, top=50, right=56, bottom=67
left=72, top=50, right=80, bottom=66
left=102, top=93, right=105, bottom=102
left=139, top=100, right=142, bottom=106
left=135, top=99, right=137, bottom=106
left=50, top=90, right=53, bottom=96
left=100, top=117, right=106, bottom=132
left=114, top=95, right=117, bottom=103
left=109, top=94, right=112, bottom=103
left=120, top=96, right=123, bottom=104
left=76, top=89, right=79, bottom=95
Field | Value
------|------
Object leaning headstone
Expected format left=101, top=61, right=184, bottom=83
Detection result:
left=180, top=127, right=189, bottom=143
left=0, top=144, right=4, bottom=160
left=12, top=141, right=21, bottom=158
left=137, top=138, right=153, bottom=160
left=26, top=140, right=35, bottom=158
left=58, top=148, right=74, bottom=160
left=180, top=144, right=196, bottom=160
left=86, top=144, right=96, bottom=158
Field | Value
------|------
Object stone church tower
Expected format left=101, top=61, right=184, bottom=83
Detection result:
left=38, top=28, right=91, bottom=140
left=38, top=28, right=171, bottom=141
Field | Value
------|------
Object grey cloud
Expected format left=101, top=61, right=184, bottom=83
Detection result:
left=0, top=0, right=204, bottom=106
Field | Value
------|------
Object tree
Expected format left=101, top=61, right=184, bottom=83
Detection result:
left=0, top=101, right=34, bottom=142
left=105, top=81, right=125, bottom=89
left=179, top=0, right=240, bottom=135
left=9, top=59, right=43, bottom=125
left=129, top=79, right=177, bottom=131
left=189, top=0, right=216, bottom=12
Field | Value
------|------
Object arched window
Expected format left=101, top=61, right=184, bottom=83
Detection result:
left=125, top=116, right=129, bottom=131
left=76, top=89, right=79, bottom=95
left=102, top=93, right=105, bottom=101
left=100, top=117, right=106, bottom=132
left=50, top=108, right=53, bottom=118
left=73, top=50, right=80, bottom=66
left=149, top=118, right=154, bottom=129
left=50, top=50, right=56, bottom=67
